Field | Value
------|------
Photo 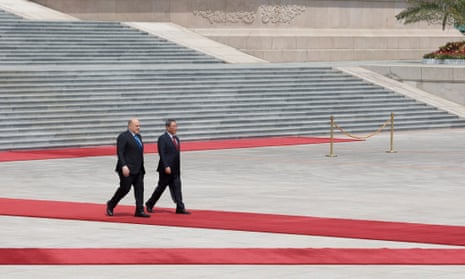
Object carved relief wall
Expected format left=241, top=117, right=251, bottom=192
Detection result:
left=193, top=5, right=306, bottom=25
left=193, top=10, right=256, bottom=25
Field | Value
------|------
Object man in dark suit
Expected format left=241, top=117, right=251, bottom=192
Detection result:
left=106, top=118, right=150, bottom=217
left=146, top=119, right=190, bottom=214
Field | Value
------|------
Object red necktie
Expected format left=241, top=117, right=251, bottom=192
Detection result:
left=172, top=137, right=179, bottom=150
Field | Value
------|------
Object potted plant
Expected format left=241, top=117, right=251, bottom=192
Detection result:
left=396, top=0, right=465, bottom=63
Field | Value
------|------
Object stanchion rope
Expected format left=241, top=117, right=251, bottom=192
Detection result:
left=333, top=119, right=391, bottom=140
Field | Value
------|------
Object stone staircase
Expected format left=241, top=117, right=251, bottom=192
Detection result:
left=1, top=64, right=465, bottom=150
left=0, top=9, right=221, bottom=65
left=0, top=9, right=464, bottom=150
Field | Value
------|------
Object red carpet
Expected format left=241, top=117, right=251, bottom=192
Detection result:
left=1, top=198, right=464, bottom=246
left=1, top=248, right=465, bottom=265
left=0, top=137, right=356, bottom=162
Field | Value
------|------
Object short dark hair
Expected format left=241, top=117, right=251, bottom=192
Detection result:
left=165, top=119, right=176, bottom=127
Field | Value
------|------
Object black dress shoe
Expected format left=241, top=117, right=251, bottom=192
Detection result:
left=106, top=201, right=114, bottom=216
left=176, top=209, right=191, bottom=215
left=145, top=202, right=153, bottom=213
left=135, top=212, right=150, bottom=218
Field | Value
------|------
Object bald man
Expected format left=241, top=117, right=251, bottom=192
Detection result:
left=106, top=119, right=150, bottom=217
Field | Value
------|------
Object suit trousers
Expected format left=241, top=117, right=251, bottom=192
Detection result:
left=109, top=172, right=144, bottom=213
left=147, top=172, right=185, bottom=210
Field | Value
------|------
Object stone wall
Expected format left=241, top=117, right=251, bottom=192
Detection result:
left=32, top=0, right=433, bottom=29
left=31, top=0, right=464, bottom=62
left=365, top=64, right=465, bottom=106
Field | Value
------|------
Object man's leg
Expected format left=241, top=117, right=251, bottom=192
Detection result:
left=170, top=176, right=185, bottom=211
left=146, top=173, right=169, bottom=209
left=108, top=173, right=133, bottom=209
left=132, top=172, right=145, bottom=214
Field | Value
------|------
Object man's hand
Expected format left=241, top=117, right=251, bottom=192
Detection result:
left=165, top=167, right=171, bottom=175
left=122, top=166, right=130, bottom=177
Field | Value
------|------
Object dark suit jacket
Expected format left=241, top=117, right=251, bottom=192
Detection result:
left=115, top=130, right=145, bottom=175
left=157, top=132, right=180, bottom=176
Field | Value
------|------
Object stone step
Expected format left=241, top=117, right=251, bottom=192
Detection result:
left=0, top=76, right=369, bottom=87
left=0, top=86, right=398, bottom=98
left=0, top=60, right=221, bottom=65
left=0, top=100, right=426, bottom=116
left=0, top=70, right=341, bottom=80
left=0, top=46, right=207, bottom=52
left=3, top=121, right=464, bottom=150
left=0, top=105, right=435, bottom=121
left=0, top=91, right=395, bottom=103
left=0, top=55, right=219, bottom=60
left=0, top=79, right=374, bottom=91
left=0, top=44, right=193, bottom=48
left=0, top=16, right=21, bottom=20
left=0, top=25, right=136, bottom=30
left=1, top=102, right=432, bottom=117
left=0, top=52, right=209, bottom=58
left=0, top=39, right=173, bottom=44
left=0, top=95, right=411, bottom=108
left=1, top=119, right=464, bottom=149
left=0, top=50, right=218, bottom=56
left=0, top=68, right=334, bottom=77
left=2, top=109, right=446, bottom=124
left=0, top=78, right=362, bottom=88
left=0, top=72, right=355, bottom=80
left=0, top=22, right=132, bottom=26
left=0, top=45, right=185, bottom=50
left=2, top=115, right=463, bottom=138
left=0, top=24, right=136, bottom=28
left=0, top=55, right=217, bottom=60
left=0, top=28, right=140, bottom=32
left=0, top=75, right=349, bottom=85
left=2, top=112, right=457, bottom=133
left=0, top=13, right=23, bottom=21
left=0, top=55, right=209, bottom=61
left=0, top=21, right=129, bottom=26
left=0, top=85, right=401, bottom=96
left=0, top=31, right=145, bottom=36
left=0, top=95, right=419, bottom=109
left=0, top=32, right=160, bottom=36
left=0, top=37, right=180, bottom=43
left=0, top=73, right=338, bottom=81
left=0, top=49, right=221, bottom=54
left=0, top=28, right=150, bottom=33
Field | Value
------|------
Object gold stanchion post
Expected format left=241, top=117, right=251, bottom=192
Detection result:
left=326, top=115, right=337, bottom=157
left=386, top=112, right=397, bottom=153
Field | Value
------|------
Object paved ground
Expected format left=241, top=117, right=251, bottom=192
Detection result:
left=1, top=128, right=465, bottom=278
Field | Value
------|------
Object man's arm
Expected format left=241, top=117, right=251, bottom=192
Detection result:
left=158, top=136, right=169, bottom=168
left=117, top=133, right=130, bottom=176
left=158, top=136, right=172, bottom=174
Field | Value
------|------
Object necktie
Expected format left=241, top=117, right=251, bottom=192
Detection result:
left=133, top=134, right=143, bottom=149
left=172, top=136, right=179, bottom=150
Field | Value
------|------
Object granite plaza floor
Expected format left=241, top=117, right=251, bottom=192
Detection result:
left=1, top=128, right=465, bottom=278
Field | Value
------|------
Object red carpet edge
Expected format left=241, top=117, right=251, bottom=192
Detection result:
left=0, top=137, right=357, bottom=162
left=1, top=198, right=464, bottom=246
left=1, top=248, right=465, bottom=265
